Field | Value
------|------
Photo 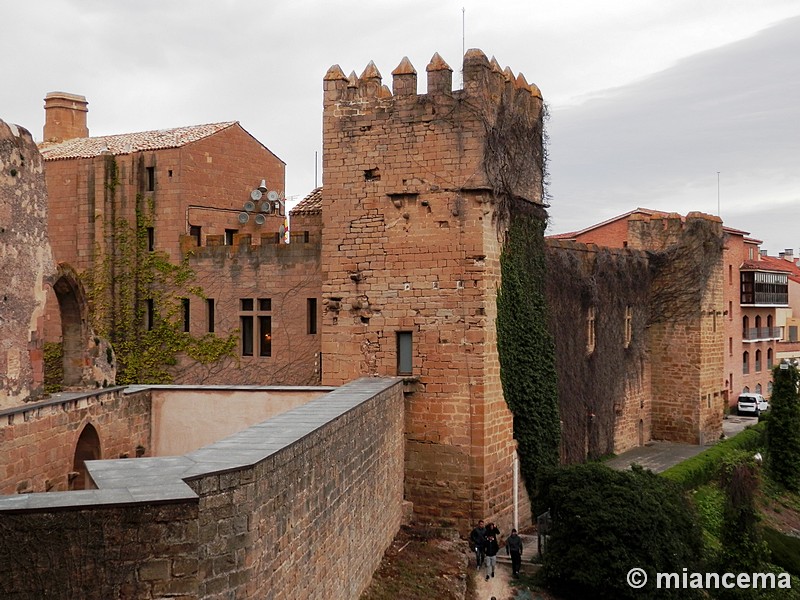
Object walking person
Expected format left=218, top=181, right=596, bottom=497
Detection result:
left=483, top=532, right=500, bottom=580
left=469, top=519, right=486, bottom=569
left=505, top=528, right=524, bottom=578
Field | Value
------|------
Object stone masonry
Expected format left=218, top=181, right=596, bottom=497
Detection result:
left=0, top=120, right=55, bottom=407
left=320, top=50, right=544, bottom=530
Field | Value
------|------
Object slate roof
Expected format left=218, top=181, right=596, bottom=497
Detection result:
left=290, top=187, right=323, bottom=216
left=39, top=122, right=238, bottom=160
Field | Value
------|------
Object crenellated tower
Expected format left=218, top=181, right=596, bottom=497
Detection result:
left=320, top=50, right=545, bottom=530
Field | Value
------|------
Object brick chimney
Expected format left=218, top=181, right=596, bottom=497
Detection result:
left=43, top=92, right=88, bottom=142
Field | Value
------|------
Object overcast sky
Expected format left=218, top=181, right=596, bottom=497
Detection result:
left=3, top=1, right=799, bottom=254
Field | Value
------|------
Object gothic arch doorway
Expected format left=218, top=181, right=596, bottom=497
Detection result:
left=71, top=423, right=101, bottom=490
left=52, top=264, right=89, bottom=388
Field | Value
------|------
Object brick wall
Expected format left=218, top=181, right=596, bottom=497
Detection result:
left=0, top=120, right=55, bottom=406
left=320, top=50, right=543, bottom=531
left=0, top=387, right=151, bottom=494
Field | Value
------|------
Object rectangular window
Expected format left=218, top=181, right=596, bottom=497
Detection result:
left=397, top=331, right=413, bottom=375
left=258, top=298, right=272, bottom=312
left=207, top=298, right=215, bottom=333
left=146, top=166, right=155, bottom=192
left=790, top=326, right=799, bottom=343
left=241, top=316, right=254, bottom=356
left=225, top=229, right=237, bottom=246
left=240, top=298, right=254, bottom=311
left=147, top=227, right=155, bottom=252
left=259, top=315, right=272, bottom=357
left=189, top=225, right=201, bottom=247
left=181, top=298, right=190, bottom=333
left=145, top=299, right=154, bottom=331
left=307, top=298, right=318, bottom=334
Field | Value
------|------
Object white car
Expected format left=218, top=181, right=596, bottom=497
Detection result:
left=737, top=393, right=769, bottom=416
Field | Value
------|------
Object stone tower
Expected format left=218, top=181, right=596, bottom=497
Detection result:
left=320, top=50, right=545, bottom=529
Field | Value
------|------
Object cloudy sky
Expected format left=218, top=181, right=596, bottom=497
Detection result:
left=3, top=1, right=799, bottom=253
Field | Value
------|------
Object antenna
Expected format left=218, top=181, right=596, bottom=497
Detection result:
left=315, top=151, right=318, bottom=188
left=461, top=7, right=466, bottom=88
left=717, top=171, right=720, bottom=216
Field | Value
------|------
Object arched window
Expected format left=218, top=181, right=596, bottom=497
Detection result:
left=767, top=314, right=773, bottom=328
left=755, top=315, right=762, bottom=329
left=767, top=348, right=774, bottom=369
left=755, top=349, right=762, bottom=372
left=756, top=383, right=763, bottom=394
left=71, top=423, right=101, bottom=491
left=768, top=381, right=774, bottom=394
left=586, top=307, right=596, bottom=354
left=743, top=315, right=750, bottom=339
left=743, top=351, right=750, bottom=374
left=743, top=386, right=750, bottom=393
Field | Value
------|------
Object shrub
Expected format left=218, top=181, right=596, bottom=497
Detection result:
left=661, top=424, right=765, bottom=490
left=766, top=363, right=800, bottom=491
left=538, top=463, right=703, bottom=600
left=763, top=527, right=800, bottom=577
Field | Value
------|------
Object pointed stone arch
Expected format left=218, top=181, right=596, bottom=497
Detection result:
left=71, top=422, right=101, bottom=490
left=51, top=263, right=90, bottom=388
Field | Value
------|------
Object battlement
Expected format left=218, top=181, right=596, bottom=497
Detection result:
left=323, top=48, right=542, bottom=116
left=546, top=238, right=648, bottom=260
left=181, top=230, right=320, bottom=260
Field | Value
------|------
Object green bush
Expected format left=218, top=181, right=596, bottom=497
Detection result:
left=763, top=527, right=800, bottom=578
left=661, top=424, right=765, bottom=490
left=767, top=363, right=800, bottom=491
left=538, top=463, right=703, bottom=600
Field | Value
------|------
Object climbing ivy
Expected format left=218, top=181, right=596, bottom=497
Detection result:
left=42, top=341, right=64, bottom=394
left=83, top=158, right=236, bottom=385
left=496, top=204, right=561, bottom=502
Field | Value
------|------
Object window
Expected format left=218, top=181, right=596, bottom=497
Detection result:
left=307, top=298, right=318, bottom=334
left=790, top=326, right=799, bottom=343
left=768, top=381, right=773, bottom=394
left=259, top=316, right=272, bottom=357
left=728, top=301, right=733, bottom=320
left=240, top=316, right=254, bottom=356
left=586, top=307, right=596, bottom=354
left=729, top=337, right=733, bottom=356
left=729, top=264, right=733, bottom=285
left=189, top=225, right=201, bottom=247
left=225, top=229, right=237, bottom=246
left=767, top=348, right=773, bottom=369
left=145, top=299, right=154, bottom=331
left=258, top=298, right=272, bottom=311
left=146, top=166, right=155, bottom=192
left=742, top=315, right=749, bottom=338
left=397, top=331, right=413, bottom=375
left=207, top=299, right=215, bottom=333
left=147, top=227, right=155, bottom=252
left=743, top=386, right=750, bottom=393
left=240, top=298, right=254, bottom=311
left=181, top=298, right=190, bottom=333
left=755, top=315, right=762, bottom=329
left=623, top=306, right=632, bottom=348
left=756, top=383, right=762, bottom=394
left=755, top=349, right=761, bottom=372
left=743, top=351, right=749, bottom=375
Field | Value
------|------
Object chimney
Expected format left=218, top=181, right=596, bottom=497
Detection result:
left=784, top=248, right=794, bottom=259
left=760, top=249, right=768, bottom=257
left=43, top=92, right=88, bottom=143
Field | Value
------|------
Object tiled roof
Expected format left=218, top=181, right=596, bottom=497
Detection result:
left=290, top=187, right=322, bottom=216
left=740, top=259, right=792, bottom=273
left=38, top=122, right=237, bottom=160
left=757, top=254, right=800, bottom=284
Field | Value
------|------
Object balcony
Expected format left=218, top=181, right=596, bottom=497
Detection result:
left=743, top=327, right=783, bottom=342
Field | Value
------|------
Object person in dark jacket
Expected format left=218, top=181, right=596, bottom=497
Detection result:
left=483, top=533, right=500, bottom=580
left=505, top=528, right=524, bottom=577
left=469, top=519, right=486, bottom=568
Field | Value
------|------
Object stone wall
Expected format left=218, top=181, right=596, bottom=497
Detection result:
left=320, top=50, right=544, bottom=530
left=0, top=120, right=55, bottom=406
left=0, top=387, right=151, bottom=494
left=0, top=378, right=405, bottom=599
left=628, top=212, right=725, bottom=444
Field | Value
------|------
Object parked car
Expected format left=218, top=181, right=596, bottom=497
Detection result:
left=737, top=393, right=769, bottom=416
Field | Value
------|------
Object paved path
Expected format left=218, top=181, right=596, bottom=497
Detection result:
left=606, top=415, right=759, bottom=473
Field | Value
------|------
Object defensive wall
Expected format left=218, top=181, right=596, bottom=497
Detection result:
left=320, top=49, right=543, bottom=531
left=0, top=377, right=404, bottom=599
left=0, top=120, right=55, bottom=406
left=545, top=239, right=653, bottom=460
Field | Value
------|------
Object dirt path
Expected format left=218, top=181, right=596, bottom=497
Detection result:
left=472, top=557, right=515, bottom=600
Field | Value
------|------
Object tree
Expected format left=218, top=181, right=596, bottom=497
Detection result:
left=538, top=463, right=703, bottom=600
left=766, top=362, right=800, bottom=491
